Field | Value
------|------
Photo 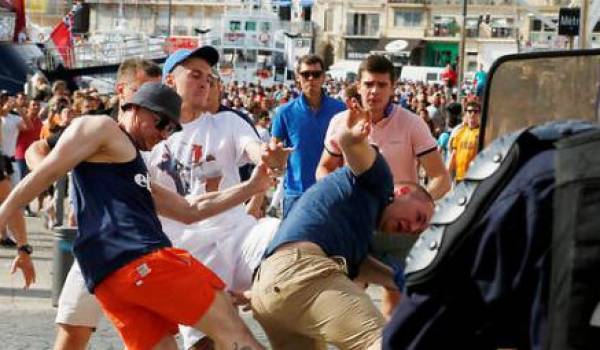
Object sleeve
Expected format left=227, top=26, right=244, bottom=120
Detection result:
left=271, top=107, right=287, bottom=142
left=355, top=150, right=394, bottom=200
left=409, top=114, right=438, bottom=157
left=228, top=113, right=261, bottom=167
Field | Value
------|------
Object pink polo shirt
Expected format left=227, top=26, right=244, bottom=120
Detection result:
left=325, top=104, right=437, bottom=182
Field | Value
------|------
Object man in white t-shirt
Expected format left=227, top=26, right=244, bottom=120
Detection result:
left=1, top=97, right=23, bottom=185
left=0, top=94, right=27, bottom=248
left=149, top=47, right=288, bottom=350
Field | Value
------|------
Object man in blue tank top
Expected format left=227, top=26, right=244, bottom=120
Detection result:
left=0, top=82, right=269, bottom=350
left=249, top=99, right=436, bottom=349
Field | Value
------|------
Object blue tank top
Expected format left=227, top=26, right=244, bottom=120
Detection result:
left=71, top=130, right=171, bottom=292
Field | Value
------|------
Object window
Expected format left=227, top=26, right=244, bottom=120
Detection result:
left=260, top=22, right=271, bottom=32
left=174, top=26, right=188, bottom=36
left=394, top=10, right=422, bottom=27
left=433, top=16, right=459, bottom=37
left=346, top=13, right=379, bottom=36
left=229, top=21, right=241, bottom=32
left=246, top=21, right=257, bottom=31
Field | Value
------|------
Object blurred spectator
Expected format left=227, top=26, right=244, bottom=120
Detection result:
left=271, top=54, right=346, bottom=218
left=449, top=100, right=481, bottom=182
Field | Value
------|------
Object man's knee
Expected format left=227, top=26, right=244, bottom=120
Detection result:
left=53, top=324, right=94, bottom=350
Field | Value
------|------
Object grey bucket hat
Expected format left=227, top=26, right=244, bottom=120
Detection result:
left=121, top=82, right=182, bottom=132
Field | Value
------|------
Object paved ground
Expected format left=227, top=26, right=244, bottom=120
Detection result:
left=0, top=216, right=382, bottom=349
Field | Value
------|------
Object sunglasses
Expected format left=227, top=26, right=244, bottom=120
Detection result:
left=299, top=70, right=323, bottom=79
left=466, top=109, right=480, bottom=114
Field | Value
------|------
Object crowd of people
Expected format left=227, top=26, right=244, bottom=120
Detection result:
left=0, top=47, right=486, bottom=349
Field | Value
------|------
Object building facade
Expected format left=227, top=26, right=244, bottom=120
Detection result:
left=312, top=0, right=600, bottom=79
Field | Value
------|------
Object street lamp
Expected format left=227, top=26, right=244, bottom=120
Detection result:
left=458, top=0, right=467, bottom=96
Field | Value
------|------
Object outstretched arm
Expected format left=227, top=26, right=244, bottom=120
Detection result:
left=152, top=162, right=273, bottom=224
left=1, top=117, right=110, bottom=289
left=338, top=99, right=376, bottom=176
left=0, top=117, right=109, bottom=225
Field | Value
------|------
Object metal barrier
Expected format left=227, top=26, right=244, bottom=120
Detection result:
left=51, top=226, right=77, bottom=307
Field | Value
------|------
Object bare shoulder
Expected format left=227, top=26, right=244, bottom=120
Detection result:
left=66, top=115, right=120, bottom=138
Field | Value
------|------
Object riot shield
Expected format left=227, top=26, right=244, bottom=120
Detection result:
left=480, top=49, right=600, bottom=148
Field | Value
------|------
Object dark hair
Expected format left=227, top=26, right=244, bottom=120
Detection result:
left=296, top=54, right=324, bottom=73
left=358, top=55, right=396, bottom=83
left=117, top=58, right=161, bottom=83
left=465, top=100, right=481, bottom=112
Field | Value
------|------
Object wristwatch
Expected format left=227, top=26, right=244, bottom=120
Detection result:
left=17, top=244, right=33, bottom=255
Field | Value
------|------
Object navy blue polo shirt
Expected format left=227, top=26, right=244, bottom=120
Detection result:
left=272, top=92, right=346, bottom=196
left=264, top=151, right=394, bottom=278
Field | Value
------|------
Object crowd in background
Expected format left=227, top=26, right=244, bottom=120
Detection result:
left=0, top=68, right=482, bottom=244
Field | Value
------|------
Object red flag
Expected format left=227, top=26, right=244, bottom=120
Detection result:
left=50, top=17, right=73, bottom=66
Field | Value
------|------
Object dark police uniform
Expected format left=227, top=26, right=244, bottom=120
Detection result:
left=384, top=122, right=600, bottom=350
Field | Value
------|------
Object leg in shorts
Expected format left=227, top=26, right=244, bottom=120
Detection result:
left=55, top=261, right=103, bottom=328
left=94, top=247, right=225, bottom=350
left=180, top=216, right=280, bottom=349
left=251, top=248, right=385, bottom=349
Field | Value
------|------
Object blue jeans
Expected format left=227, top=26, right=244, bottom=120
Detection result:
left=282, top=194, right=301, bottom=219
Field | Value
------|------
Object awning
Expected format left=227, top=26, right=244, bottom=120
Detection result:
left=299, top=0, right=314, bottom=6
left=374, top=37, right=423, bottom=55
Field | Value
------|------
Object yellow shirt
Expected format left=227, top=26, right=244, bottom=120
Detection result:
left=451, top=126, right=480, bottom=181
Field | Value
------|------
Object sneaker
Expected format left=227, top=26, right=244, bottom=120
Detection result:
left=0, top=237, right=17, bottom=248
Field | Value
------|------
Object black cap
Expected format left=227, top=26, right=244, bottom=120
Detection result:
left=121, top=82, right=182, bottom=131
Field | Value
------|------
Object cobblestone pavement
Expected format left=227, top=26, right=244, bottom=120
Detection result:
left=0, top=216, right=381, bottom=349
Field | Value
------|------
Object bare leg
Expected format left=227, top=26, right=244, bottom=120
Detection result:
left=53, top=324, right=93, bottom=350
left=192, top=291, right=264, bottom=350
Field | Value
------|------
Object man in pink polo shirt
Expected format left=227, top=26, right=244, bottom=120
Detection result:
left=316, top=55, right=451, bottom=318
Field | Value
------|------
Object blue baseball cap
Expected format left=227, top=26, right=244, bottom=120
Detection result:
left=162, top=46, right=220, bottom=81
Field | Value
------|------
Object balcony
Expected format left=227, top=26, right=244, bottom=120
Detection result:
left=345, top=29, right=380, bottom=37
left=279, top=21, right=314, bottom=37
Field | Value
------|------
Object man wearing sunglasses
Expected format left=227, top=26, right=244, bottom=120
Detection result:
left=449, top=101, right=481, bottom=182
left=6, top=81, right=269, bottom=350
left=271, top=54, right=346, bottom=218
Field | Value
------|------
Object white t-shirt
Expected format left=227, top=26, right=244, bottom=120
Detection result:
left=147, top=111, right=260, bottom=251
left=256, top=125, right=271, bottom=143
left=1, top=114, right=22, bottom=157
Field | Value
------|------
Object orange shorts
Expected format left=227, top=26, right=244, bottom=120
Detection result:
left=94, top=247, right=225, bottom=350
